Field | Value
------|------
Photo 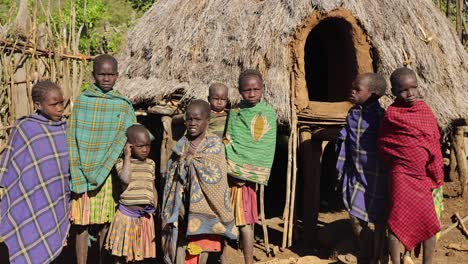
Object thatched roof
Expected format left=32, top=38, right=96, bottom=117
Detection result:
left=117, top=0, right=468, bottom=128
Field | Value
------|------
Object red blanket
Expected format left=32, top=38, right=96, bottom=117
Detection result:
left=378, top=100, right=443, bottom=250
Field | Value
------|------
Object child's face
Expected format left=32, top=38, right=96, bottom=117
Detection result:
left=129, top=131, right=151, bottom=160
left=93, top=60, right=118, bottom=92
left=239, top=76, right=263, bottom=106
left=349, top=78, right=373, bottom=105
left=34, top=89, right=64, bottom=121
left=185, top=106, right=208, bottom=139
left=392, top=76, right=419, bottom=106
left=209, top=87, right=228, bottom=112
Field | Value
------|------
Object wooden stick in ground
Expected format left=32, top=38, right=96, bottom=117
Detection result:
left=441, top=214, right=468, bottom=237
left=281, top=132, right=293, bottom=249
left=288, top=113, right=298, bottom=247
left=456, top=0, right=463, bottom=40
left=449, top=144, right=459, bottom=182
left=259, top=185, right=271, bottom=256
left=453, top=126, right=467, bottom=196
left=454, top=213, right=468, bottom=238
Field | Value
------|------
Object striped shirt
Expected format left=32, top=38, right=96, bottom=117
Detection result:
left=116, top=159, right=156, bottom=206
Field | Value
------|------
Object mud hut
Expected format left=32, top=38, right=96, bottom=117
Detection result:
left=117, top=0, right=468, bottom=249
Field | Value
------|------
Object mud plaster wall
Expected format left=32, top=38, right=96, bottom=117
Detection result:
left=290, top=8, right=374, bottom=111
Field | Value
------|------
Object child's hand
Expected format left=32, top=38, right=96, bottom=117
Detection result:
left=124, top=143, right=132, bottom=157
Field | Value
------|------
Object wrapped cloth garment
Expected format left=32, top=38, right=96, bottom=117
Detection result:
left=162, top=134, right=237, bottom=264
left=224, top=100, right=277, bottom=186
left=378, top=100, right=444, bottom=250
left=68, top=84, right=136, bottom=193
left=0, top=114, right=70, bottom=264
left=336, top=101, right=387, bottom=223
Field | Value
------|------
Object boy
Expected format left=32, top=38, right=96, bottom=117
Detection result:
left=336, top=73, right=387, bottom=263
left=208, top=82, right=229, bottom=138
left=378, top=68, right=443, bottom=264
left=106, top=125, right=157, bottom=262
left=224, top=69, right=277, bottom=264
left=68, top=54, right=137, bottom=264
left=162, top=100, right=236, bottom=264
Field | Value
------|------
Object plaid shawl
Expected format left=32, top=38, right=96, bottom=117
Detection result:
left=0, top=114, right=70, bottom=264
left=68, top=85, right=136, bottom=193
left=224, top=100, right=277, bottom=185
left=162, top=134, right=237, bottom=264
left=336, top=101, right=387, bottom=223
left=378, top=100, right=443, bottom=250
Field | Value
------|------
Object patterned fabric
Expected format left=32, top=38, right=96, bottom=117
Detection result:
left=433, top=186, right=444, bottom=240
left=68, top=84, right=136, bottom=193
left=336, top=101, right=387, bottom=223
left=378, top=100, right=444, bottom=250
left=0, top=114, right=70, bottom=264
left=230, top=182, right=258, bottom=226
left=208, top=111, right=228, bottom=138
left=69, top=174, right=119, bottom=225
left=105, top=207, right=156, bottom=261
left=162, top=133, right=237, bottom=264
left=224, top=100, right=277, bottom=185
left=116, top=159, right=156, bottom=206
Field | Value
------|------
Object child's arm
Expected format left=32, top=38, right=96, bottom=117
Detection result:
left=153, top=185, right=158, bottom=208
left=119, top=143, right=133, bottom=185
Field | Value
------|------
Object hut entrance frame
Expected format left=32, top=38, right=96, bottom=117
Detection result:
left=291, top=8, right=375, bottom=111
left=286, top=8, right=377, bottom=247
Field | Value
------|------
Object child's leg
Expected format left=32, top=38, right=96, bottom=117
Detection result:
left=75, top=225, right=89, bottom=264
left=239, top=224, right=254, bottom=264
left=422, top=235, right=436, bottom=264
left=220, top=239, right=228, bottom=264
left=176, top=245, right=186, bottom=264
left=372, top=223, right=386, bottom=264
left=349, top=215, right=371, bottom=262
left=98, top=224, right=110, bottom=264
left=198, top=252, right=209, bottom=264
left=388, top=231, right=401, bottom=264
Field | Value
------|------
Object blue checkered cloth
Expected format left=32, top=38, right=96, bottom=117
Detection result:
left=336, top=101, right=387, bottom=223
left=0, top=114, right=70, bottom=264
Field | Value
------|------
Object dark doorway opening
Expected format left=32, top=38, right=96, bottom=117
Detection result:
left=304, top=17, right=359, bottom=102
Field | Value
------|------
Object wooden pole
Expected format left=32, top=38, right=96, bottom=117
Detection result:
left=449, top=144, right=459, bottom=182
left=453, top=126, right=467, bottom=196
left=287, top=112, right=298, bottom=247
left=447, top=0, right=452, bottom=17
left=298, top=126, right=323, bottom=247
left=456, top=0, right=463, bottom=40
left=281, top=131, right=293, bottom=249
left=259, top=185, right=271, bottom=256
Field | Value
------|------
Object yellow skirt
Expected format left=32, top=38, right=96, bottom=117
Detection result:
left=70, top=175, right=119, bottom=225
left=105, top=209, right=156, bottom=261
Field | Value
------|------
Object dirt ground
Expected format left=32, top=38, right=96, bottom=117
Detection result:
left=221, top=181, right=468, bottom=264
left=16, top=181, right=465, bottom=264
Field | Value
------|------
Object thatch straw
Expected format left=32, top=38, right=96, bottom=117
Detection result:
left=117, top=0, right=468, bottom=128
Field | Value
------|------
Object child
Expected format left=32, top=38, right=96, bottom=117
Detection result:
left=378, top=68, right=443, bottom=264
left=68, top=54, right=137, bottom=264
left=0, top=81, right=70, bottom=264
left=105, top=125, right=157, bottom=262
left=336, top=73, right=387, bottom=263
left=224, top=69, right=277, bottom=264
left=162, top=100, right=236, bottom=264
left=208, top=82, right=229, bottom=138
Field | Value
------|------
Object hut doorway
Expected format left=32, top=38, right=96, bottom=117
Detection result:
left=304, top=17, right=357, bottom=102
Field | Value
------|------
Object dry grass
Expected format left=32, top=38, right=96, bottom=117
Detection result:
left=117, top=0, right=468, bottom=128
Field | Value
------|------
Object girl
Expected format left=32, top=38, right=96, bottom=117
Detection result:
left=105, top=124, right=157, bottom=262
left=0, top=81, right=70, bottom=264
